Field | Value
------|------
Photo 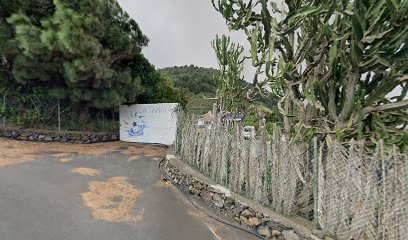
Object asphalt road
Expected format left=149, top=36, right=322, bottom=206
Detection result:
left=0, top=140, right=258, bottom=240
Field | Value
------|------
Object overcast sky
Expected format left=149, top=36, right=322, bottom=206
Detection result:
left=116, top=1, right=404, bottom=99
left=117, top=0, right=255, bottom=81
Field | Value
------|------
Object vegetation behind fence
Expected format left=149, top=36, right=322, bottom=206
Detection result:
left=0, top=90, right=119, bottom=132
left=176, top=117, right=408, bottom=240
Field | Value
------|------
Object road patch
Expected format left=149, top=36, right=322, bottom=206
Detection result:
left=81, top=176, right=143, bottom=222
left=72, top=168, right=100, bottom=176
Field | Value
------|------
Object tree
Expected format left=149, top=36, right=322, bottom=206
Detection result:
left=0, top=0, right=187, bottom=129
left=6, top=0, right=148, bottom=111
left=213, top=0, right=408, bottom=147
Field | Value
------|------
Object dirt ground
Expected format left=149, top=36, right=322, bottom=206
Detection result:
left=81, top=176, right=144, bottom=222
left=0, top=139, right=166, bottom=167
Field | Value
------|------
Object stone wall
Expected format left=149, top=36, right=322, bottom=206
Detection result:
left=0, top=128, right=118, bottom=144
left=165, top=158, right=331, bottom=240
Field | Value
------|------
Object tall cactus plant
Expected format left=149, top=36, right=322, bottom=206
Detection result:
left=213, top=0, right=408, bottom=147
left=212, top=34, right=247, bottom=114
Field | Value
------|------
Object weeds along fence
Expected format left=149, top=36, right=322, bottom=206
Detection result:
left=0, top=93, right=118, bottom=132
left=176, top=117, right=408, bottom=240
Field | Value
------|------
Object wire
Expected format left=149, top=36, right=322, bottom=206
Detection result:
left=158, top=157, right=263, bottom=239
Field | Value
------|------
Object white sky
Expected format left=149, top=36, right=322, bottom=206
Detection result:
left=117, top=0, right=256, bottom=82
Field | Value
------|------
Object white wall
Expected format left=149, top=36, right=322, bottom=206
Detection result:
left=119, top=103, right=179, bottom=145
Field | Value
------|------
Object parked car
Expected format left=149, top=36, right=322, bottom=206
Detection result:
left=197, top=120, right=206, bottom=128
left=243, top=126, right=256, bottom=140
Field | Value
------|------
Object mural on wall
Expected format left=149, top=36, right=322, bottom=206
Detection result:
left=122, top=113, right=147, bottom=137
left=119, top=103, right=179, bottom=145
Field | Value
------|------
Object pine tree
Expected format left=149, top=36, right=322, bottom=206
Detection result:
left=1, top=0, right=187, bottom=119
left=6, top=0, right=148, bottom=110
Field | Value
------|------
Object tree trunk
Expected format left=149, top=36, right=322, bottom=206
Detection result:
left=79, top=104, right=91, bottom=123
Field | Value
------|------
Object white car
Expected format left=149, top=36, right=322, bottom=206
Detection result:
left=243, top=126, right=256, bottom=140
left=197, top=120, right=205, bottom=128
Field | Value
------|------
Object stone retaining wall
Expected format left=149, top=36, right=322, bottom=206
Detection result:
left=0, top=128, right=119, bottom=144
left=165, top=157, right=331, bottom=240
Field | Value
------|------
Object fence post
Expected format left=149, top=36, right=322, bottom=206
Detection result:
left=57, top=98, right=61, bottom=131
left=246, top=134, right=252, bottom=196
left=405, top=154, right=408, bottom=197
left=312, top=137, right=319, bottom=225
left=2, top=94, right=5, bottom=127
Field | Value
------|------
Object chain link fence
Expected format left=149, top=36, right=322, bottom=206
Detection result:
left=176, top=116, right=408, bottom=240
left=0, top=93, right=118, bottom=132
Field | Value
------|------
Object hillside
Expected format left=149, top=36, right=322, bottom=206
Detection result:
left=159, top=65, right=220, bottom=95
left=159, top=65, right=220, bottom=114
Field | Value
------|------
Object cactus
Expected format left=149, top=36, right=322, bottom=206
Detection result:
left=211, top=34, right=247, bottom=114
left=213, top=0, right=408, bottom=147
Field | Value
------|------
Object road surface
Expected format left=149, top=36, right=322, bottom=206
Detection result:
left=0, top=139, right=258, bottom=240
